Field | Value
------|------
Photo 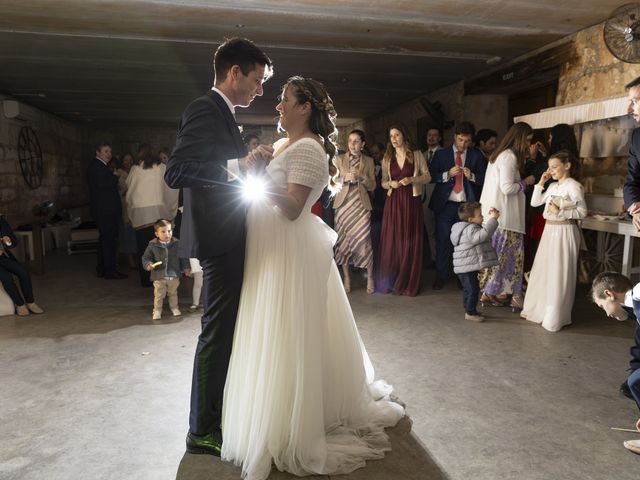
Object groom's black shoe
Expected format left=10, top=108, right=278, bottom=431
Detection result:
left=186, top=430, right=222, bottom=456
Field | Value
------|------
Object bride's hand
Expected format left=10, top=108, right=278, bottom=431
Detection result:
left=245, top=144, right=274, bottom=172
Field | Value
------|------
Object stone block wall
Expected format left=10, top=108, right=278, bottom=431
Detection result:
left=557, top=23, right=640, bottom=105
left=361, top=82, right=508, bottom=150
left=0, top=96, right=87, bottom=226
left=87, top=125, right=178, bottom=160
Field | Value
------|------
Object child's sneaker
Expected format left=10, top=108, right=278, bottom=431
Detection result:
left=465, top=313, right=485, bottom=322
left=152, top=310, right=161, bottom=320
left=171, top=308, right=182, bottom=317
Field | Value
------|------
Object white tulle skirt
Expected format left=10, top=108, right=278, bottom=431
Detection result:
left=221, top=203, right=404, bottom=480
left=522, top=223, right=581, bottom=332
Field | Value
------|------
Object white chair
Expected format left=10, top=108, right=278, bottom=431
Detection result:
left=0, top=284, right=14, bottom=316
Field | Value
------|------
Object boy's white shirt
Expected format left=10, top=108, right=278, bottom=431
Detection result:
left=624, top=283, right=640, bottom=307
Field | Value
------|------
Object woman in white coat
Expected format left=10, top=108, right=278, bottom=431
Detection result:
left=126, top=144, right=179, bottom=286
left=479, top=122, right=536, bottom=312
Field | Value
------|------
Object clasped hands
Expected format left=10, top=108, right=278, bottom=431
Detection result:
left=448, top=166, right=472, bottom=179
left=628, top=202, right=640, bottom=230
left=389, top=177, right=413, bottom=189
left=242, top=144, right=274, bottom=172
left=0, top=235, right=10, bottom=255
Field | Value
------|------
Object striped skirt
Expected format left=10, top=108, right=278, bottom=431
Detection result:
left=334, top=185, right=373, bottom=269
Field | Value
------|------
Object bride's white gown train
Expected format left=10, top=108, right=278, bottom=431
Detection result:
left=221, top=138, right=404, bottom=480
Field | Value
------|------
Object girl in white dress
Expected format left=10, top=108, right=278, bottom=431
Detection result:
left=521, top=150, right=587, bottom=332
left=221, top=77, right=404, bottom=480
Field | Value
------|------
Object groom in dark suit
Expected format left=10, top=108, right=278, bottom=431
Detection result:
left=429, top=121, right=486, bottom=289
left=165, top=38, right=273, bottom=456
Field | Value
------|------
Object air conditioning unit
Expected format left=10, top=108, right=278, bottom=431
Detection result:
left=3, top=100, right=20, bottom=119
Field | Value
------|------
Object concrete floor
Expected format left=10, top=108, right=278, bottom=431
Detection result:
left=1, top=250, right=639, bottom=480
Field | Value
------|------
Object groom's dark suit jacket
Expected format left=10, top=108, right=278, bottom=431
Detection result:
left=165, top=90, right=248, bottom=259
left=165, top=90, right=249, bottom=435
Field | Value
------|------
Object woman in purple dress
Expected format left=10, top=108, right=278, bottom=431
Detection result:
left=376, top=126, right=430, bottom=296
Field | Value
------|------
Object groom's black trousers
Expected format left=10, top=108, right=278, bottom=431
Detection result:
left=189, top=236, right=246, bottom=436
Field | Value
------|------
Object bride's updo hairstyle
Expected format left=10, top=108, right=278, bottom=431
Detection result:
left=285, top=76, right=339, bottom=191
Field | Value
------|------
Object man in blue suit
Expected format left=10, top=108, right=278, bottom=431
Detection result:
left=429, top=122, right=486, bottom=289
left=165, top=38, right=273, bottom=456
left=623, top=76, right=640, bottom=230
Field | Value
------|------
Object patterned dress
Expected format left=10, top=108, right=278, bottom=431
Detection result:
left=479, top=230, right=525, bottom=296
left=334, top=154, right=374, bottom=269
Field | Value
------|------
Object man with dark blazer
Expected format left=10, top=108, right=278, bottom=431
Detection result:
left=165, top=38, right=273, bottom=456
left=423, top=127, right=443, bottom=266
left=86, top=142, right=126, bottom=279
left=624, top=76, right=640, bottom=230
left=429, top=122, right=486, bottom=289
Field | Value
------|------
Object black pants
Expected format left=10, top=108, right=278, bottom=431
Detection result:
left=96, top=215, right=120, bottom=276
left=96, top=215, right=119, bottom=276
left=0, top=255, right=34, bottom=305
left=630, top=324, right=640, bottom=372
left=189, top=238, right=246, bottom=435
left=135, top=226, right=155, bottom=287
left=458, top=271, right=480, bottom=315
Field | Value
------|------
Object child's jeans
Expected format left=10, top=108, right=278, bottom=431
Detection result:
left=153, top=277, right=180, bottom=312
left=457, top=271, right=480, bottom=315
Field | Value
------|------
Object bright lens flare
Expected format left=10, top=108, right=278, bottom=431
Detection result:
left=243, top=175, right=267, bottom=202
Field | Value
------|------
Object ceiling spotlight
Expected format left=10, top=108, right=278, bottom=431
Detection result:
left=236, top=24, right=245, bottom=28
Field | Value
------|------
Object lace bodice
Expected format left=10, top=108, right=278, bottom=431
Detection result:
left=266, top=138, right=330, bottom=211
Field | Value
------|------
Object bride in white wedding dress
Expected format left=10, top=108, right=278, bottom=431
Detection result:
left=221, top=76, right=404, bottom=480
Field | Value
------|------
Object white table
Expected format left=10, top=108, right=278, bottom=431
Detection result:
left=13, top=230, right=44, bottom=263
left=580, top=217, right=640, bottom=278
left=13, top=223, right=74, bottom=263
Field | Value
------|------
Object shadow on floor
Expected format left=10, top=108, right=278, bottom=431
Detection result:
left=175, top=417, right=450, bottom=480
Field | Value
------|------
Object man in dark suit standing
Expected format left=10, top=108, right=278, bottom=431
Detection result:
left=165, top=38, right=273, bottom=456
left=423, top=127, right=443, bottom=266
left=624, top=76, right=640, bottom=230
left=86, top=142, right=126, bottom=279
left=429, top=122, right=486, bottom=290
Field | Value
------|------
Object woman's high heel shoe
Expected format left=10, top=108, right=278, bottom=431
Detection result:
left=480, top=293, right=507, bottom=307
left=366, top=278, right=375, bottom=294
left=510, top=295, right=524, bottom=314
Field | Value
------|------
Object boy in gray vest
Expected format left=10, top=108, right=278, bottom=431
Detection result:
left=450, top=202, right=499, bottom=322
left=142, top=219, right=189, bottom=320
